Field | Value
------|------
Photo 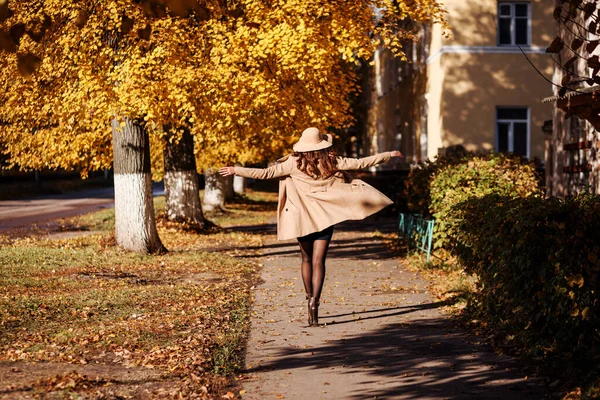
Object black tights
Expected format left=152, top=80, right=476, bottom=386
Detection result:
left=298, top=238, right=332, bottom=302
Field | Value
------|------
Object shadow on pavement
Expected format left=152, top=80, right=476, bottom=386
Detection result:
left=231, top=236, right=399, bottom=261
left=226, top=216, right=401, bottom=261
left=224, top=214, right=398, bottom=237
left=321, top=301, right=451, bottom=325
left=246, top=316, right=546, bottom=399
left=223, top=223, right=277, bottom=235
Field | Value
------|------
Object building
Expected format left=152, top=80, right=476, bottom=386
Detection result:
left=356, top=22, right=429, bottom=168
left=542, top=0, right=600, bottom=197
left=359, top=0, right=555, bottom=165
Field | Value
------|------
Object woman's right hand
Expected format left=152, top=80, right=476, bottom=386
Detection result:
left=218, top=166, right=236, bottom=177
left=390, top=150, right=403, bottom=158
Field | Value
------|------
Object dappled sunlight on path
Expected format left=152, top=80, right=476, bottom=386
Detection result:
left=240, top=217, right=547, bottom=399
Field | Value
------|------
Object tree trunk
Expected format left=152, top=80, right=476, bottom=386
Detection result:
left=112, top=117, right=166, bottom=254
left=163, top=128, right=205, bottom=223
left=203, top=168, right=228, bottom=211
left=233, top=173, right=246, bottom=195
left=225, top=174, right=234, bottom=200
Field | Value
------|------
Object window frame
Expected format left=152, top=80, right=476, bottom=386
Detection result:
left=497, top=2, right=531, bottom=47
left=495, top=106, right=530, bottom=158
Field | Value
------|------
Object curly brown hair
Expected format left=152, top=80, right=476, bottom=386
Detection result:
left=294, top=149, right=338, bottom=179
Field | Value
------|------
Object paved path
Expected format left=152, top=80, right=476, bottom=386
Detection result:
left=242, top=217, right=547, bottom=399
left=0, top=183, right=164, bottom=232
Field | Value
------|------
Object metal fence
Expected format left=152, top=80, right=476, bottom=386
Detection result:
left=398, top=213, right=435, bottom=262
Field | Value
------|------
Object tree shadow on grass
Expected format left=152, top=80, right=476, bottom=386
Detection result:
left=0, top=360, right=168, bottom=398
left=247, top=317, right=547, bottom=399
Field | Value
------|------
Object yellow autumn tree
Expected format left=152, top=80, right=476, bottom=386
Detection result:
left=1, top=0, right=213, bottom=253
left=0, top=0, right=448, bottom=252
left=187, top=0, right=449, bottom=210
left=193, top=0, right=450, bottom=166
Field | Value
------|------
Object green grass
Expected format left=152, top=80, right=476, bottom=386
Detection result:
left=212, top=298, right=252, bottom=375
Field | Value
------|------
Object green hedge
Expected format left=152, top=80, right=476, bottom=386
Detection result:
left=403, top=152, right=466, bottom=218
left=451, top=194, right=600, bottom=364
left=403, top=152, right=600, bottom=380
left=405, top=153, right=541, bottom=248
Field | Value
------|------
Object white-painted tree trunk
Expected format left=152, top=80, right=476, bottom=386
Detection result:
left=203, top=168, right=228, bottom=211
left=113, top=173, right=163, bottom=252
left=163, top=127, right=205, bottom=223
left=233, top=174, right=246, bottom=195
left=164, top=170, right=204, bottom=222
left=112, top=117, right=165, bottom=254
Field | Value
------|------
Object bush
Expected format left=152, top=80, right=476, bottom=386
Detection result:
left=451, top=194, right=600, bottom=367
left=429, top=153, right=541, bottom=248
left=403, top=151, right=468, bottom=217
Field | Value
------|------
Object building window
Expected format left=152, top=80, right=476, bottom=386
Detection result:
left=496, top=107, right=529, bottom=157
left=498, top=2, right=530, bottom=46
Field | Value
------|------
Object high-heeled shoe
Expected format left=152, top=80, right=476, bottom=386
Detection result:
left=308, top=297, right=319, bottom=327
left=306, top=293, right=313, bottom=326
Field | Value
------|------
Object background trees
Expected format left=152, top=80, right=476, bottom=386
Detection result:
left=0, top=0, right=448, bottom=253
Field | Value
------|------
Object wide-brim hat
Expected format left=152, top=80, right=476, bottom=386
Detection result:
left=292, top=127, right=332, bottom=152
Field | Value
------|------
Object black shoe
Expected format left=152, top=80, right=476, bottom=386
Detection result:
left=306, top=294, right=313, bottom=325
left=308, top=297, right=319, bottom=327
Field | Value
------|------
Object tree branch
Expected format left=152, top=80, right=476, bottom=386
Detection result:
left=517, top=44, right=579, bottom=94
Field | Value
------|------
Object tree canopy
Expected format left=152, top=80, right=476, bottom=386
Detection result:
left=0, top=0, right=449, bottom=174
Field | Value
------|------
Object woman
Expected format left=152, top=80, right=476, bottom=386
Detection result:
left=219, top=127, right=402, bottom=326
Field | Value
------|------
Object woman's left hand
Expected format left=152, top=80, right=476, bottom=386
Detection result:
left=218, top=166, right=236, bottom=176
left=390, top=150, right=403, bottom=157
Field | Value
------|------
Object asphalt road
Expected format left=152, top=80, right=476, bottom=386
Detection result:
left=0, top=183, right=164, bottom=232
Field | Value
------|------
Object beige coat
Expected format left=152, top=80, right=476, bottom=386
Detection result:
left=234, top=152, right=394, bottom=241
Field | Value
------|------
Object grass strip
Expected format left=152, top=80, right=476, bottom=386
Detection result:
left=0, top=190, right=277, bottom=398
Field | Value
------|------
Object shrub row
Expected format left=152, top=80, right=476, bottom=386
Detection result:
left=403, top=152, right=465, bottom=217
left=451, top=194, right=600, bottom=365
left=404, top=153, right=541, bottom=248
left=404, top=153, right=599, bottom=370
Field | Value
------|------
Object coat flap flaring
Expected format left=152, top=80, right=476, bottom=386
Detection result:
left=234, top=152, right=394, bottom=240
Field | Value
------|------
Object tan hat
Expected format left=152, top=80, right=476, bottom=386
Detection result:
left=292, top=127, right=332, bottom=152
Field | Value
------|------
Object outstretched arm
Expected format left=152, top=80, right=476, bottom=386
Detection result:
left=218, top=158, right=294, bottom=180
left=337, top=150, right=403, bottom=171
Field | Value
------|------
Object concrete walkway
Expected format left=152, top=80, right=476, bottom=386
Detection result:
left=241, top=217, right=547, bottom=399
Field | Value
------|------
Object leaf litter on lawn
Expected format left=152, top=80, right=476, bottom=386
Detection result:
left=0, top=192, right=277, bottom=399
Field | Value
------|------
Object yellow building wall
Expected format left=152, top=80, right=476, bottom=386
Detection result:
left=443, top=0, right=553, bottom=46
left=440, top=53, right=553, bottom=159
left=426, top=0, right=555, bottom=160
left=426, top=27, right=444, bottom=158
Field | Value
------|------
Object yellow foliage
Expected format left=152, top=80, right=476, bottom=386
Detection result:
left=0, top=0, right=448, bottom=174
